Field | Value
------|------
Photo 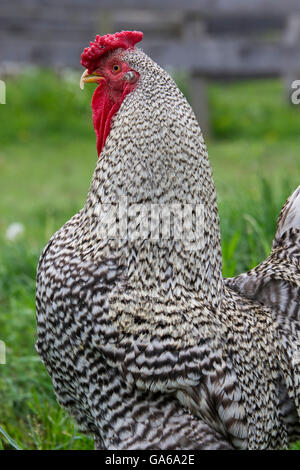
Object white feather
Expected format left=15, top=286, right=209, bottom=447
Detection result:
left=276, top=185, right=300, bottom=237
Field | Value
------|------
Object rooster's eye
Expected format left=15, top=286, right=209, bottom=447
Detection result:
left=112, top=64, right=121, bottom=74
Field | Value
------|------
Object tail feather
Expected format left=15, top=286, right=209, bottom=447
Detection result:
left=225, top=185, right=300, bottom=311
left=275, top=185, right=300, bottom=240
left=224, top=186, right=300, bottom=440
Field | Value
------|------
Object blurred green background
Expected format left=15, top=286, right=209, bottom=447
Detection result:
left=0, top=67, right=299, bottom=449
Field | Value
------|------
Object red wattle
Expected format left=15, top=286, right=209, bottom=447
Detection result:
left=91, top=82, right=133, bottom=158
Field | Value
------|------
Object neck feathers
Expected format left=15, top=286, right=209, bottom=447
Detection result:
left=85, top=51, right=224, bottom=309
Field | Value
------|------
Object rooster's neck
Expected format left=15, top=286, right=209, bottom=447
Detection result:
left=84, top=55, right=224, bottom=310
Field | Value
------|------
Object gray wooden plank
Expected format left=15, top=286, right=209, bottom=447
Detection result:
left=1, top=36, right=299, bottom=79
left=149, top=39, right=300, bottom=78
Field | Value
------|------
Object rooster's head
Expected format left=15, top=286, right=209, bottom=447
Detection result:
left=80, top=31, right=143, bottom=157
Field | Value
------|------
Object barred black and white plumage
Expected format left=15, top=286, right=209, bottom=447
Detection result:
left=226, top=186, right=300, bottom=443
left=35, top=31, right=300, bottom=450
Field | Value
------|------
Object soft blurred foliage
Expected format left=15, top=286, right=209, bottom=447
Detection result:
left=0, top=68, right=94, bottom=145
left=210, top=79, right=300, bottom=140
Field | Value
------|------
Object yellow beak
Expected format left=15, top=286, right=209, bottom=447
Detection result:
left=80, top=70, right=105, bottom=90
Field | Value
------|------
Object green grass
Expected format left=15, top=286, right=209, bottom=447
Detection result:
left=0, top=69, right=299, bottom=449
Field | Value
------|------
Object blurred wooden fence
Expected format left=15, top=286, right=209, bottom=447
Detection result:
left=1, top=0, right=300, bottom=135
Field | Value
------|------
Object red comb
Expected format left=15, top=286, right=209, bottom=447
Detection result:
left=81, top=30, right=143, bottom=72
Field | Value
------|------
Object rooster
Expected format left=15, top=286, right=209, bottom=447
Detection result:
left=36, top=31, right=300, bottom=450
